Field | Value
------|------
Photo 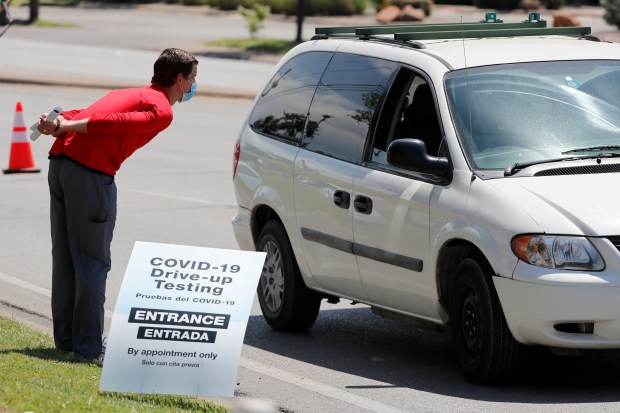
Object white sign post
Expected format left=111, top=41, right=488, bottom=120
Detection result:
left=99, top=241, right=266, bottom=397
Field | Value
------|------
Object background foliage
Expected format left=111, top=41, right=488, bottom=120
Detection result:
left=603, top=0, right=620, bottom=28
left=191, top=0, right=372, bottom=15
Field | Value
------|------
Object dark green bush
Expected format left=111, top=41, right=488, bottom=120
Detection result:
left=603, top=0, right=620, bottom=28
left=203, top=0, right=252, bottom=9
left=495, top=0, right=520, bottom=9
left=48, top=0, right=367, bottom=10
left=104, top=0, right=161, bottom=3
left=308, top=0, right=355, bottom=15
left=378, top=0, right=433, bottom=16
left=179, top=0, right=212, bottom=5
left=474, top=0, right=519, bottom=9
left=433, top=0, right=471, bottom=4
left=204, top=0, right=367, bottom=15
left=545, top=0, right=565, bottom=9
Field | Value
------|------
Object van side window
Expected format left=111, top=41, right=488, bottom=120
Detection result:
left=371, top=69, right=445, bottom=165
left=303, top=53, right=397, bottom=164
left=249, top=52, right=333, bottom=143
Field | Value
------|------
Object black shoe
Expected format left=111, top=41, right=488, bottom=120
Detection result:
left=95, top=336, right=107, bottom=365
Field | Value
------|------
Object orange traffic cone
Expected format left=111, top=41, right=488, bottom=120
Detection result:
left=3, top=102, right=40, bottom=174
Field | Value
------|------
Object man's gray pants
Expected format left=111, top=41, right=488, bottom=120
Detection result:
left=48, top=156, right=116, bottom=358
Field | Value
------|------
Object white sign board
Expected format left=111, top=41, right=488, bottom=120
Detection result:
left=99, top=241, right=266, bottom=397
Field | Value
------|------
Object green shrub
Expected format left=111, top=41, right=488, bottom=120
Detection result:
left=179, top=0, right=211, bottom=5
left=104, top=0, right=161, bottom=3
left=545, top=0, right=565, bottom=9
left=264, top=0, right=291, bottom=13
left=603, top=0, right=620, bottom=28
left=473, top=0, right=493, bottom=8
left=379, top=0, right=433, bottom=16
left=473, top=0, right=519, bottom=9
left=205, top=0, right=368, bottom=15
left=238, top=3, right=270, bottom=38
left=495, top=0, right=520, bottom=9
left=205, top=0, right=252, bottom=9
left=310, top=0, right=356, bottom=15
left=433, top=0, right=471, bottom=4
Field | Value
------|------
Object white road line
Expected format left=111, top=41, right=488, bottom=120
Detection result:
left=119, top=187, right=212, bottom=205
left=0, top=270, right=112, bottom=320
left=0, top=271, right=51, bottom=297
left=1, top=270, right=405, bottom=413
left=239, top=358, right=410, bottom=413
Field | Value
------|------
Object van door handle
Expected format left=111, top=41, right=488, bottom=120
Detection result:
left=354, top=195, right=373, bottom=214
left=333, top=190, right=350, bottom=209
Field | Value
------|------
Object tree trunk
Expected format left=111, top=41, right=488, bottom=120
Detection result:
left=296, top=0, right=305, bottom=43
left=0, top=0, right=9, bottom=26
left=29, top=0, right=39, bottom=23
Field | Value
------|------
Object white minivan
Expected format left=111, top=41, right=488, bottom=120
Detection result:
left=232, top=14, right=620, bottom=384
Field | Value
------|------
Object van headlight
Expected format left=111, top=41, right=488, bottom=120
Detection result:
left=511, top=235, right=605, bottom=271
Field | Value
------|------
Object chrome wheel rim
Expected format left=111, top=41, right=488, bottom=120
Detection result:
left=260, top=239, right=284, bottom=313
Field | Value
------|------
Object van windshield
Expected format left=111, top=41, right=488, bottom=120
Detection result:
left=445, top=60, right=620, bottom=171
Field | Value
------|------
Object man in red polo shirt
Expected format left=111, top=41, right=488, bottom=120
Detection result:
left=35, top=48, right=198, bottom=360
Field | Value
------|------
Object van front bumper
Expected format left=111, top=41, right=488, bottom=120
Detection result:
left=494, top=271, right=620, bottom=349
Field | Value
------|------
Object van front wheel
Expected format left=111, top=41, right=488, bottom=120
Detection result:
left=449, top=258, right=523, bottom=384
left=257, top=221, right=321, bottom=332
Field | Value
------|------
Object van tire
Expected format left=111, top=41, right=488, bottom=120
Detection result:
left=449, top=258, right=523, bottom=384
left=257, top=221, right=321, bottom=332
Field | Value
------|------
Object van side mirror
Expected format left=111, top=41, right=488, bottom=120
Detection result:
left=387, top=139, right=450, bottom=176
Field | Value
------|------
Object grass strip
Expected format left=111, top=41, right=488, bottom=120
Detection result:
left=0, top=316, right=230, bottom=413
left=31, top=20, right=80, bottom=27
left=205, top=38, right=298, bottom=55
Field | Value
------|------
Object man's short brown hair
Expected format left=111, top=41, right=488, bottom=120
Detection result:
left=151, top=48, right=198, bottom=88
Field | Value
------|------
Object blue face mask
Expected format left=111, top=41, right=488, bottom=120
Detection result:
left=180, top=78, right=197, bottom=103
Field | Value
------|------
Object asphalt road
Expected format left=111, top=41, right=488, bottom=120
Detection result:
left=2, top=5, right=620, bottom=413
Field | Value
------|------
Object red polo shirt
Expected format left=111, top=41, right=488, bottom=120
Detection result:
left=49, top=84, right=173, bottom=176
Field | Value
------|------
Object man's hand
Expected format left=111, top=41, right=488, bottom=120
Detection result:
left=37, top=114, right=65, bottom=136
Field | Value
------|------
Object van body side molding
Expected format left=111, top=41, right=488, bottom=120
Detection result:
left=300, top=227, right=423, bottom=272
left=300, top=228, right=354, bottom=253
left=353, top=244, right=423, bottom=272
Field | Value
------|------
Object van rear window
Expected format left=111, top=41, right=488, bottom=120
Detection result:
left=249, top=52, right=333, bottom=143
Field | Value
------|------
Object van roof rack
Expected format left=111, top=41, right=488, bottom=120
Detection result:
left=314, top=12, right=591, bottom=41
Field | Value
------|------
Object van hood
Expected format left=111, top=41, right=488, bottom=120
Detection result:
left=486, top=173, right=620, bottom=236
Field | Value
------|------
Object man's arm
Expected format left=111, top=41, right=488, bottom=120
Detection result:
left=86, top=106, right=172, bottom=136
left=36, top=109, right=87, bottom=137
left=52, top=117, right=88, bottom=136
